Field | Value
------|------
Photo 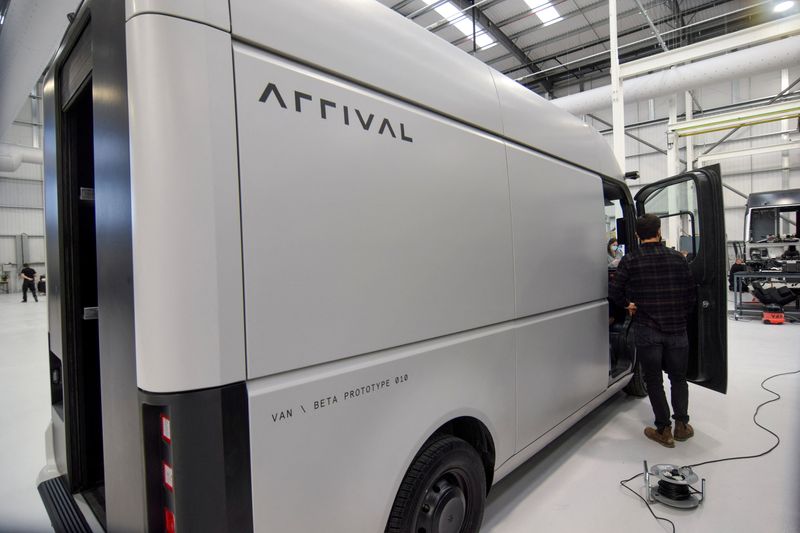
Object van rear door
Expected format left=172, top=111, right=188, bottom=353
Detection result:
left=633, top=164, right=727, bottom=393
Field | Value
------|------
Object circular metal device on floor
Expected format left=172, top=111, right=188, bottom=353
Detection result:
left=644, top=462, right=705, bottom=509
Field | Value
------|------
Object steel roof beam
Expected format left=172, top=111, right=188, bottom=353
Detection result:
left=491, top=0, right=734, bottom=71
left=521, top=10, right=766, bottom=92
left=488, top=0, right=670, bottom=68
left=632, top=0, right=669, bottom=52
left=448, top=0, right=554, bottom=93
left=450, top=0, right=606, bottom=49
left=510, top=0, right=743, bottom=83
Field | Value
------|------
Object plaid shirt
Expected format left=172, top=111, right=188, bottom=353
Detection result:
left=609, top=242, right=696, bottom=334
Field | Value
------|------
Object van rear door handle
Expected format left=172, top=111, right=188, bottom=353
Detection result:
left=83, top=307, right=98, bottom=320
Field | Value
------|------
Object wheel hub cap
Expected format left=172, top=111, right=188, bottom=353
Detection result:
left=417, top=474, right=467, bottom=533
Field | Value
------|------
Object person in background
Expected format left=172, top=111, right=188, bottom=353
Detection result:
left=19, top=263, right=38, bottom=303
left=37, top=274, right=47, bottom=295
left=607, top=237, right=623, bottom=268
left=609, top=214, right=696, bottom=448
left=781, top=245, right=799, bottom=260
left=728, top=257, right=748, bottom=292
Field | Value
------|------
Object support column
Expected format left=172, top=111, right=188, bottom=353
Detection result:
left=666, top=94, right=679, bottom=177
left=780, top=68, right=790, bottom=236
left=684, top=91, right=694, bottom=170
left=609, top=0, right=625, bottom=172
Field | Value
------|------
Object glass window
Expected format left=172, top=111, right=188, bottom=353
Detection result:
left=643, top=180, right=699, bottom=261
left=604, top=199, right=625, bottom=267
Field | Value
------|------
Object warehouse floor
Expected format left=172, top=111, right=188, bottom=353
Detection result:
left=0, top=291, right=798, bottom=533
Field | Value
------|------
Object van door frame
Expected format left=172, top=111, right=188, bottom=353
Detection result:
left=602, top=176, right=638, bottom=382
left=633, top=164, right=727, bottom=394
left=42, top=0, right=147, bottom=529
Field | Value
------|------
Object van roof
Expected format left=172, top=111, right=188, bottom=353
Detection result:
left=229, top=0, right=622, bottom=179
left=747, top=189, right=800, bottom=209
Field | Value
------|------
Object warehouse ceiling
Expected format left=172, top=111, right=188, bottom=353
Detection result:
left=378, top=0, right=796, bottom=97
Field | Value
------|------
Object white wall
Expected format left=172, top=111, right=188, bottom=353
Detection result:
left=0, top=91, right=44, bottom=293
left=554, top=65, right=800, bottom=242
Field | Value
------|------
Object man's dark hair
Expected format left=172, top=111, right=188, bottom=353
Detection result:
left=636, top=214, right=661, bottom=240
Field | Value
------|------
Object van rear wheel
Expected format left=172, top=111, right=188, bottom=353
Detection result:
left=386, top=435, right=486, bottom=533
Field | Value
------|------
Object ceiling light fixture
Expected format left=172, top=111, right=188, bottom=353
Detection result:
left=774, top=1, right=795, bottom=12
left=422, top=0, right=497, bottom=49
left=525, top=0, right=564, bottom=26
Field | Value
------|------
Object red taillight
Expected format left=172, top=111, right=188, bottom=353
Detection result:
left=164, top=508, right=176, bottom=533
left=161, top=414, right=171, bottom=443
left=163, top=462, right=174, bottom=491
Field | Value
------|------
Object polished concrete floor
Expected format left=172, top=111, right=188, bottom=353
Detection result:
left=0, top=290, right=797, bottom=532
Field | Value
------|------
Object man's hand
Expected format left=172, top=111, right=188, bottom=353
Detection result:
left=626, top=302, right=637, bottom=316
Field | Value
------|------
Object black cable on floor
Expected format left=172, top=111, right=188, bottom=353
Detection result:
left=619, top=472, right=675, bottom=533
left=619, top=368, right=800, bottom=533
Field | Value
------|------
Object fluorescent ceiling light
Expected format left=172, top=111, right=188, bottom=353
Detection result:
left=525, top=0, right=563, bottom=26
left=525, top=0, right=550, bottom=8
left=422, top=0, right=497, bottom=49
left=774, top=1, right=795, bottom=12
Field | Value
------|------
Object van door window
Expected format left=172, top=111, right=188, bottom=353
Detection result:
left=640, top=179, right=699, bottom=261
left=605, top=199, right=626, bottom=267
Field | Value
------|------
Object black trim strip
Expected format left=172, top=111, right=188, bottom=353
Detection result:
left=140, top=382, right=254, bottom=533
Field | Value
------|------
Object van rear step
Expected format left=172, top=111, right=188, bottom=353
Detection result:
left=37, top=476, right=92, bottom=533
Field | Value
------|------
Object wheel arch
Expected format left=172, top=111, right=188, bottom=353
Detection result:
left=426, top=416, right=496, bottom=492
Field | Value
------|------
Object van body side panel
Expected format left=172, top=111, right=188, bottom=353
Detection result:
left=505, top=145, right=608, bottom=317
left=234, top=45, right=516, bottom=378
left=247, top=327, right=516, bottom=533
left=42, top=57, right=69, bottom=483
left=126, top=15, right=246, bottom=392
left=491, top=71, right=622, bottom=180
left=505, top=145, right=609, bottom=449
left=43, top=69, right=63, bottom=361
left=514, top=301, right=609, bottom=447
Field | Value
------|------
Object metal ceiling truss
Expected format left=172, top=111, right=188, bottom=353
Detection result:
left=447, top=0, right=575, bottom=45
left=489, top=0, right=680, bottom=75
left=520, top=2, right=767, bottom=92
left=391, top=0, right=784, bottom=97
left=449, top=0, right=554, bottom=93
left=499, top=0, right=738, bottom=78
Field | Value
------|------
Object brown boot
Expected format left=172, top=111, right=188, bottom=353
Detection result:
left=644, top=426, right=675, bottom=448
left=674, top=421, right=694, bottom=441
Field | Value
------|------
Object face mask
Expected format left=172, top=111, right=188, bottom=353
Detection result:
left=611, top=245, right=618, bottom=252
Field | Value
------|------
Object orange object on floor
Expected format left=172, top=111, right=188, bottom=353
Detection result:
left=763, top=308, right=785, bottom=325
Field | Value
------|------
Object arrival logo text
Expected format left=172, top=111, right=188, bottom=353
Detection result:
left=258, top=83, right=413, bottom=143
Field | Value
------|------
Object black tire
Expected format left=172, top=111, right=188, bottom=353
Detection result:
left=386, top=435, right=486, bottom=533
left=624, top=357, right=648, bottom=397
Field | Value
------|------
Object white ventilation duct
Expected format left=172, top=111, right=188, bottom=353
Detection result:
left=552, top=35, right=800, bottom=116
left=0, top=143, right=43, bottom=172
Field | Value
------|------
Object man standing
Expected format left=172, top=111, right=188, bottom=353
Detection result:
left=19, top=263, right=39, bottom=303
left=609, top=214, right=696, bottom=448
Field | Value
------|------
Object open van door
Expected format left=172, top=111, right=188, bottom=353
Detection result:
left=634, top=164, right=727, bottom=393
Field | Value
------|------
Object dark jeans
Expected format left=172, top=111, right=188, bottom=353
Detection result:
left=635, top=324, right=689, bottom=430
left=22, top=280, right=38, bottom=302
